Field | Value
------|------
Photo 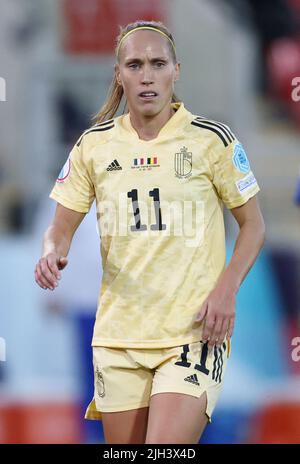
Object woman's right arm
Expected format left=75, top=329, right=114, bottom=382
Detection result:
left=35, top=203, right=86, bottom=291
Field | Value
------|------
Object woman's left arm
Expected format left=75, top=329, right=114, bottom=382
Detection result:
left=195, top=195, right=265, bottom=348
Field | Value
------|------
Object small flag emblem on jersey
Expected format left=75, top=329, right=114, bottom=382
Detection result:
left=132, top=156, right=160, bottom=170
left=147, top=157, right=157, bottom=165
left=174, top=147, right=192, bottom=179
left=134, top=158, right=144, bottom=166
left=184, top=373, right=199, bottom=386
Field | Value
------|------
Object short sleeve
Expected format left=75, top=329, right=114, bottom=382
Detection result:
left=210, top=132, right=260, bottom=209
left=49, top=137, right=95, bottom=213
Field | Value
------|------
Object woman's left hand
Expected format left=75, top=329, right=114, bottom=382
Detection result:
left=194, top=282, right=236, bottom=348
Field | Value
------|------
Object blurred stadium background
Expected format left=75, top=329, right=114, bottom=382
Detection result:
left=1, top=0, right=300, bottom=444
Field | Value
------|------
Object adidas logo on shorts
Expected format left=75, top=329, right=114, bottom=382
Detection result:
left=184, top=373, right=199, bottom=386
left=106, top=159, right=122, bottom=171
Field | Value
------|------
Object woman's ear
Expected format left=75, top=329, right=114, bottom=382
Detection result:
left=174, top=62, right=181, bottom=82
left=115, top=64, right=122, bottom=86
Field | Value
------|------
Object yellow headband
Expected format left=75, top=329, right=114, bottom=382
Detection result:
left=116, top=26, right=176, bottom=57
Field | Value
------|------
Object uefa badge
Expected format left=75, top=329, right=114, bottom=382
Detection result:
left=56, top=157, right=71, bottom=183
left=232, top=143, right=250, bottom=173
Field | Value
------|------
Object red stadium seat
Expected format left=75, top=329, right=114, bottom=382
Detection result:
left=0, top=401, right=81, bottom=444
left=247, top=401, right=300, bottom=443
left=266, top=37, right=300, bottom=128
left=266, top=37, right=300, bottom=102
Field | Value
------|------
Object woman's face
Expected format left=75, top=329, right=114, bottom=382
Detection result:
left=115, top=30, right=180, bottom=118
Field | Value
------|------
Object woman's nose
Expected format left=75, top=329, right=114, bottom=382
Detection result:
left=141, top=66, right=154, bottom=84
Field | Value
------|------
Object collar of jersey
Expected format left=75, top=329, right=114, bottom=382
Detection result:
left=119, top=102, right=188, bottom=143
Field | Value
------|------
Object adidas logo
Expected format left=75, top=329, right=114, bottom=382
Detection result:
left=106, top=159, right=122, bottom=171
left=184, top=374, right=199, bottom=386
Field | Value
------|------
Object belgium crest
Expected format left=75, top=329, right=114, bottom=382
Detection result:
left=95, top=365, right=105, bottom=398
left=174, top=147, right=192, bottom=179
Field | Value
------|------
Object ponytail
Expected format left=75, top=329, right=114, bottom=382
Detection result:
left=93, top=74, right=124, bottom=124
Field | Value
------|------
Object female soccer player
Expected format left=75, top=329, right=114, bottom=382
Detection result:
left=34, top=20, right=265, bottom=444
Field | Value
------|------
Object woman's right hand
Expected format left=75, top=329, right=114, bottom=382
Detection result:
left=34, top=253, right=68, bottom=290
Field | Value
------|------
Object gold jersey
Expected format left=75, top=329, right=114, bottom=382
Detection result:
left=50, top=102, right=260, bottom=348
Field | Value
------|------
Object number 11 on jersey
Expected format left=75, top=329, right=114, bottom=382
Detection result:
left=127, top=187, right=167, bottom=231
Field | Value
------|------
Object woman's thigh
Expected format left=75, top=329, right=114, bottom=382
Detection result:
left=89, top=346, right=153, bottom=443
left=102, top=406, right=149, bottom=444
left=145, top=391, right=208, bottom=444
left=145, top=340, right=231, bottom=443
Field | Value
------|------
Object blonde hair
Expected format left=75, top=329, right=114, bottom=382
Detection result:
left=94, top=20, right=180, bottom=124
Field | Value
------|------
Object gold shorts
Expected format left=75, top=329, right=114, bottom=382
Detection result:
left=85, top=339, right=231, bottom=423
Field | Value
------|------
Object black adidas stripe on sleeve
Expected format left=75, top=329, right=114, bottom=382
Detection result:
left=195, top=117, right=235, bottom=143
left=76, top=120, right=115, bottom=147
left=95, top=119, right=114, bottom=127
left=191, top=118, right=235, bottom=147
